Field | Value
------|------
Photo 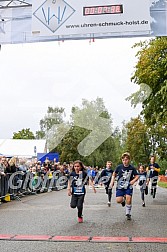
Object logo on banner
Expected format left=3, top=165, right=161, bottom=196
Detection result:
left=33, top=0, right=75, bottom=33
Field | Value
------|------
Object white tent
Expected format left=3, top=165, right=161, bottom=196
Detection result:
left=0, top=139, right=47, bottom=158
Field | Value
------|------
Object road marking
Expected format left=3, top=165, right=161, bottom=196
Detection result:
left=132, top=237, right=167, bottom=243
left=12, top=235, right=51, bottom=241
left=0, top=234, right=13, bottom=239
left=52, top=236, right=90, bottom=241
left=91, top=236, right=129, bottom=242
left=0, top=234, right=167, bottom=243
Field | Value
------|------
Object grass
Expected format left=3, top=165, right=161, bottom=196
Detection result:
left=158, top=181, right=167, bottom=188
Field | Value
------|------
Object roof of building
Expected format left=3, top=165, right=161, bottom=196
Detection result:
left=0, top=139, right=47, bottom=157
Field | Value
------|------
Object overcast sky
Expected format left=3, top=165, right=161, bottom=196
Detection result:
left=0, top=37, right=146, bottom=139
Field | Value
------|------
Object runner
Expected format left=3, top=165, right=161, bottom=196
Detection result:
left=147, top=155, right=160, bottom=198
left=137, top=164, right=148, bottom=207
left=99, top=161, right=113, bottom=207
left=67, top=160, right=96, bottom=223
left=110, top=152, right=139, bottom=220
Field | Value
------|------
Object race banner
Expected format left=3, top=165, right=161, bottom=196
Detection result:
left=32, top=0, right=151, bottom=37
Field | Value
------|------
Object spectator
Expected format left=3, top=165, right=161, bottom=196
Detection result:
left=165, top=169, right=167, bottom=177
left=0, top=156, right=6, bottom=176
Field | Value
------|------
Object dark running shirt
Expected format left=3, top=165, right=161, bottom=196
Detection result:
left=100, top=168, right=113, bottom=186
left=138, top=171, right=147, bottom=187
left=115, top=164, right=138, bottom=189
left=148, top=163, right=160, bottom=178
left=69, top=171, right=88, bottom=195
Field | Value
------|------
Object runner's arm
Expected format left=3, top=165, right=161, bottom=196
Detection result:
left=154, top=167, right=160, bottom=173
left=109, top=171, right=116, bottom=188
left=67, top=179, right=72, bottom=196
left=130, top=174, right=139, bottom=185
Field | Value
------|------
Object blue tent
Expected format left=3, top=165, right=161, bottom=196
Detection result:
left=37, top=153, right=59, bottom=163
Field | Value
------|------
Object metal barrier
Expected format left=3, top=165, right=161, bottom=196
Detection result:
left=0, top=171, right=68, bottom=203
left=0, top=174, right=9, bottom=201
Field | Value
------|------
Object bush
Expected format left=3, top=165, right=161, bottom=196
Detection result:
left=158, top=159, right=167, bottom=175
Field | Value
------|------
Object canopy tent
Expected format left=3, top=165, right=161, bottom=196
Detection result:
left=0, top=139, right=47, bottom=158
left=37, top=152, right=59, bottom=163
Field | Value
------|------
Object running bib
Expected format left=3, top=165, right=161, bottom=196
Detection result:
left=74, top=186, right=85, bottom=195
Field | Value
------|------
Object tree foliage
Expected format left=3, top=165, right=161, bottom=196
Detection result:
left=35, top=106, right=65, bottom=140
left=13, top=128, right=35, bottom=139
left=126, top=37, right=167, bottom=160
left=128, top=37, right=167, bottom=125
left=147, top=124, right=167, bottom=160
left=45, top=98, right=123, bottom=167
left=123, top=117, right=151, bottom=166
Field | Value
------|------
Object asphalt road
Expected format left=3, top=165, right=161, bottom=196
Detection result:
left=0, top=184, right=166, bottom=252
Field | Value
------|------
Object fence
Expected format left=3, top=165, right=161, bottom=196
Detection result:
left=0, top=171, right=68, bottom=202
left=159, top=175, right=167, bottom=183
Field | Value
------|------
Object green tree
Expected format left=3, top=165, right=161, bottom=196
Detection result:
left=158, top=159, right=167, bottom=175
left=13, top=128, right=35, bottom=139
left=55, top=126, right=89, bottom=163
left=124, top=117, right=151, bottom=166
left=35, top=130, right=45, bottom=139
left=127, top=37, right=167, bottom=125
left=126, top=37, right=167, bottom=160
left=55, top=97, right=122, bottom=167
left=35, top=106, right=66, bottom=141
left=119, top=120, right=128, bottom=154
left=37, top=99, right=127, bottom=167
left=147, top=124, right=167, bottom=160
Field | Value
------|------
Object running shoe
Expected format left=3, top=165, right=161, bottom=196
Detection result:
left=78, top=217, right=83, bottom=223
left=107, top=201, right=111, bottom=207
left=121, top=199, right=125, bottom=207
left=126, top=214, right=131, bottom=220
left=142, top=202, right=145, bottom=207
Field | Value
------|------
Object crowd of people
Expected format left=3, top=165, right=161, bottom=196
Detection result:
left=0, top=153, right=162, bottom=222
left=0, top=156, right=72, bottom=199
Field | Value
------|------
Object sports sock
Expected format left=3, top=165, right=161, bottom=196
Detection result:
left=126, top=204, right=132, bottom=215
